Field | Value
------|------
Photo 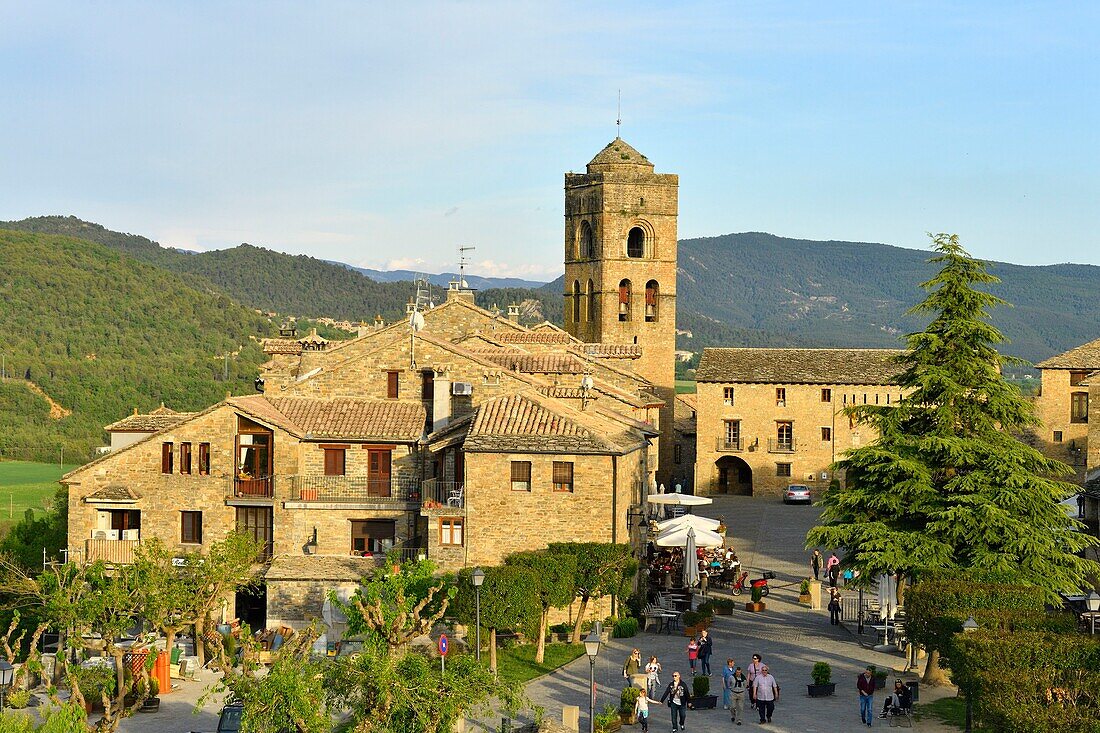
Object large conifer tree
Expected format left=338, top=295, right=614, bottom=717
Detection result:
left=807, top=235, right=1097, bottom=651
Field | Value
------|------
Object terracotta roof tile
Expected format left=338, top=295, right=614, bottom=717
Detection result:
left=582, top=343, right=642, bottom=359
left=496, top=331, right=577, bottom=345
left=264, top=397, right=425, bottom=441
left=1036, top=338, right=1100, bottom=370
left=465, top=393, right=638, bottom=454
left=262, top=338, right=304, bottom=355
left=696, top=348, right=904, bottom=385
left=472, top=351, right=587, bottom=374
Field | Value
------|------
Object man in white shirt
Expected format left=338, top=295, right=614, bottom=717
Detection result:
left=752, top=664, right=779, bottom=724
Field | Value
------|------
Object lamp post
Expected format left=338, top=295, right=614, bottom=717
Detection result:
left=471, top=567, right=485, bottom=661
left=584, top=629, right=602, bottom=733
left=962, top=615, right=978, bottom=733
left=1087, top=591, right=1100, bottom=635
left=0, top=658, right=12, bottom=709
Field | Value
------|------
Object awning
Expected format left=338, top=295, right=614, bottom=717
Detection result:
left=655, top=515, right=722, bottom=533
left=647, top=493, right=713, bottom=507
left=655, top=525, right=724, bottom=548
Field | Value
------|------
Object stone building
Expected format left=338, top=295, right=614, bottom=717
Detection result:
left=1033, top=337, right=1099, bottom=483
left=693, top=347, right=904, bottom=497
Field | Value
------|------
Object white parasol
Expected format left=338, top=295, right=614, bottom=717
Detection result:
left=656, top=525, right=725, bottom=548
left=683, top=528, right=701, bottom=588
left=655, top=515, right=722, bottom=533
left=647, top=493, right=713, bottom=507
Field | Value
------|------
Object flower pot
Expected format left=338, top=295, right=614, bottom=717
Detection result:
left=744, top=602, right=766, bottom=613
left=619, top=712, right=637, bottom=725
left=874, top=675, right=888, bottom=690
left=807, top=683, right=836, bottom=697
left=692, top=694, right=718, bottom=709
left=798, top=593, right=812, bottom=604
left=139, top=696, right=161, bottom=713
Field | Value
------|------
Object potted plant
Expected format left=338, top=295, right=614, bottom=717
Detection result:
left=798, top=579, right=812, bottom=604
left=139, top=675, right=160, bottom=713
left=595, top=703, right=622, bottom=732
left=691, top=674, right=717, bottom=709
left=710, top=598, right=735, bottom=615
left=745, top=585, right=766, bottom=612
left=619, top=686, right=641, bottom=724
left=807, top=662, right=836, bottom=697
left=682, top=610, right=701, bottom=635
left=71, top=664, right=116, bottom=713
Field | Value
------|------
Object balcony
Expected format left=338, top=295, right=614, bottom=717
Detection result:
left=421, top=479, right=464, bottom=509
left=767, top=439, right=800, bottom=453
left=287, top=474, right=420, bottom=503
left=235, top=475, right=274, bottom=498
left=715, top=437, right=744, bottom=452
left=85, top=538, right=140, bottom=565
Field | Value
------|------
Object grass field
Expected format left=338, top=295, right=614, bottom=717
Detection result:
left=675, top=379, right=696, bottom=394
left=0, top=460, right=75, bottom=520
left=496, top=643, right=585, bottom=685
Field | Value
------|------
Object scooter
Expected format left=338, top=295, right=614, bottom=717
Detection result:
left=731, top=570, right=775, bottom=597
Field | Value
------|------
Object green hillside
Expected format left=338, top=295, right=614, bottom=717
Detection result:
left=0, top=229, right=276, bottom=462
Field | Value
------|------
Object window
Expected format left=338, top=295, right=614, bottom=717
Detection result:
left=572, top=280, right=582, bottom=323
left=586, top=280, right=596, bottom=323
left=422, top=370, right=435, bottom=399
left=386, top=370, right=400, bottom=399
left=722, top=387, right=735, bottom=405
left=198, top=443, right=210, bottom=475
left=579, top=221, right=594, bottom=259
left=618, top=279, right=631, bottom=322
left=723, top=420, right=741, bottom=448
left=352, top=520, right=395, bottom=555
left=674, top=444, right=682, bottom=464
left=324, top=447, right=346, bottom=476
left=181, top=511, right=203, bottom=544
left=1071, top=392, right=1089, bottom=423
left=1053, top=430, right=1063, bottom=443
left=439, top=517, right=464, bottom=547
left=179, top=442, right=192, bottom=474
left=627, top=227, right=645, bottom=258
left=644, top=280, right=659, bottom=322
left=161, top=442, right=173, bottom=474
left=821, top=427, right=832, bottom=442
left=1070, top=371, right=1088, bottom=386
left=776, top=388, right=786, bottom=407
left=511, top=461, right=532, bottom=491
left=776, top=463, right=792, bottom=477
left=552, top=461, right=574, bottom=492
left=821, top=388, right=832, bottom=402
left=776, top=421, right=793, bottom=449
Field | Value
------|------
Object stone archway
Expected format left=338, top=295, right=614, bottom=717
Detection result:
left=715, top=455, right=752, bottom=496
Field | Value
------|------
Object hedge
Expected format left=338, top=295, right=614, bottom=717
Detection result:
left=905, top=579, right=1048, bottom=653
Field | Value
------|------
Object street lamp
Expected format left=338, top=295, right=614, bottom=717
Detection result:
left=1087, top=591, right=1100, bottom=635
left=0, top=659, right=12, bottom=708
left=962, top=615, right=978, bottom=733
left=584, top=629, right=602, bottom=733
left=471, top=567, right=485, bottom=661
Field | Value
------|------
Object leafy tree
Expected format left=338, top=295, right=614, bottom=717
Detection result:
left=504, top=550, right=577, bottom=664
left=806, top=234, right=1100, bottom=684
left=188, top=532, right=263, bottom=665
left=547, top=542, right=636, bottom=644
left=0, top=487, right=68, bottom=570
left=451, top=565, right=540, bottom=672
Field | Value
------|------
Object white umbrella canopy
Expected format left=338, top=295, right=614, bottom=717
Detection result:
left=655, top=525, right=724, bottom=548
left=655, top=515, right=722, bottom=533
left=877, top=573, right=898, bottom=620
left=683, top=529, right=701, bottom=588
left=647, top=493, right=713, bottom=507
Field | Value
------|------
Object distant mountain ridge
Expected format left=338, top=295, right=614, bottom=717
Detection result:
left=338, top=264, right=546, bottom=290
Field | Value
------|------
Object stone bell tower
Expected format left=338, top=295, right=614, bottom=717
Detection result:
left=564, top=137, right=679, bottom=485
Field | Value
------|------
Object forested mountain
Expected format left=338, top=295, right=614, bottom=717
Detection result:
left=345, top=265, right=545, bottom=290
left=0, top=229, right=276, bottom=462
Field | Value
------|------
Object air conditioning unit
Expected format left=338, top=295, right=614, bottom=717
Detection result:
left=92, top=530, right=119, bottom=541
left=121, top=529, right=140, bottom=541
left=452, top=382, right=473, bottom=396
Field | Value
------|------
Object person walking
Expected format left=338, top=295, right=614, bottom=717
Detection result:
left=697, top=629, right=713, bottom=676
left=857, top=666, right=876, bottom=727
left=644, top=655, right=662, bottom=698
left=752, top=664, right=779, bottom=724
left=721, top=658, right=735, bottom=709
left=810, top=549, right=824, bottom=581
left=729, top=665, right=748, bottom=726
left=623, top=648, right=642, bottom=679
left=634, top=691, right=660, bottom=733
left=660, top=671, right=691, bottom=733
left=686, top=636, right=699, bottom=674
left=826, top=552, right=841, bottom=588
left=828, top=588, right=842, bottom=626
left=746, top=653, right=764, bottom=712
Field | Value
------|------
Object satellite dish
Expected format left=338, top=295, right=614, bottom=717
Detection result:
left=409, top=311, right=425, bottom=332
left=460, top=278, right=469, bottom=289
left=580, top=374, right=595, bottom=391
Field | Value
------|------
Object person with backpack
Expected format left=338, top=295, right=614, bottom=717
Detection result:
left=660, top=671, right=692, bottom=733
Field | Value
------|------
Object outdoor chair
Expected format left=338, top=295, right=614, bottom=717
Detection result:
left=446, top=486, right=464, bottom=507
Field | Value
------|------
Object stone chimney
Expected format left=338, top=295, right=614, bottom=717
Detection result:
left=446, top=279, right=475, bottom=304
left=374, top=314, right=385, bottom=330
left=507, top=303, right=521, bottom=324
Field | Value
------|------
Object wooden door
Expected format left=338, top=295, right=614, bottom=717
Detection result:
left=367, top=450, right=392, bottom=497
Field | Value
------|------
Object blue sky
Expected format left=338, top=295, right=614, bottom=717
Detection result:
left=2, top=1, right=1098, bottom=280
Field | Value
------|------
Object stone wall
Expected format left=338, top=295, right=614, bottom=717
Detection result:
left=267, top=578, right=361, bottom=630
left=1034, top=368, right=1090, bottom=483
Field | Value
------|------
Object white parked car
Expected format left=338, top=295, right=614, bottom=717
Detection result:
left=784, top=484, right=812, bottom=504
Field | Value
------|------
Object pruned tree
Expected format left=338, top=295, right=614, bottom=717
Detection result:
left=190, top=532, right=263, bottom=665
left=451, top=565, right=540, bottom=672
left=504, top=550, right=577, bottom=664
left=807, top=234, right=1100, bottom=685
left=548, top=542, right=636, bottom=644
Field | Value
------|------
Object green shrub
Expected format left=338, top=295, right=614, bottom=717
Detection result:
left=594, top=703, right=620, bottom=731
left=6, top=689, right=31, bottom=708
left=800, top=579, right=811, bottom=595
left=709, top=598, right=734, bottom=613
left=612, top=617, right=638, bottom=638
left=751, top=586, right=763, bottom=603
left=682, top=610, right=701, bottom=627
left=692, top=674, right=710, bottom=697
left=619, top=685, right=641, bottom=714
left=810, top=662, right=831, bottom=686
left=548, top=623, right=572, bottom=635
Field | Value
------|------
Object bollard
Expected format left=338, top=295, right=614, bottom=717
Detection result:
left=562, top=705, right=580, bottom=732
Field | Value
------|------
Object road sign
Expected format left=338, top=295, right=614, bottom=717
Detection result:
left=439, top=634, right=449, bottom=674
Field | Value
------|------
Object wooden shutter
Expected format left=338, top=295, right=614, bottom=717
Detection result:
left=552, top=461, right=573, bottom=492
left=198, top=443, right=210, bottom=475
left=324, top=448, right=346, bottom=476
left=180, top=443, right=192, bottom=474
left=386, top=371, right=399, bottom=399
left=161, top=443, right=173, bottom=474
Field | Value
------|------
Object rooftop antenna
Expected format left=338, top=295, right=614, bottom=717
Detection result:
left=616, top=89, right=621, bottom=139
left=458, top=245, right=476, bottom=289
left=409, top=276, right=429, bottom=368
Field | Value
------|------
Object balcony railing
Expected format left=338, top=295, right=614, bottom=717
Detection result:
left=235, top=475, right=274, bottom=498
left=422, top=479, right=464, bottom=509
left=767, top=439, right=799, bottom=453
left=715, top=437, right=743, bottom=452
left=287, top=474, right=420, bottom=502
left=85, top=538, right=140, bottom=565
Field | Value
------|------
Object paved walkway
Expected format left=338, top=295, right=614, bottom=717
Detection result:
left=522, top=496, right=958, bottom=733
